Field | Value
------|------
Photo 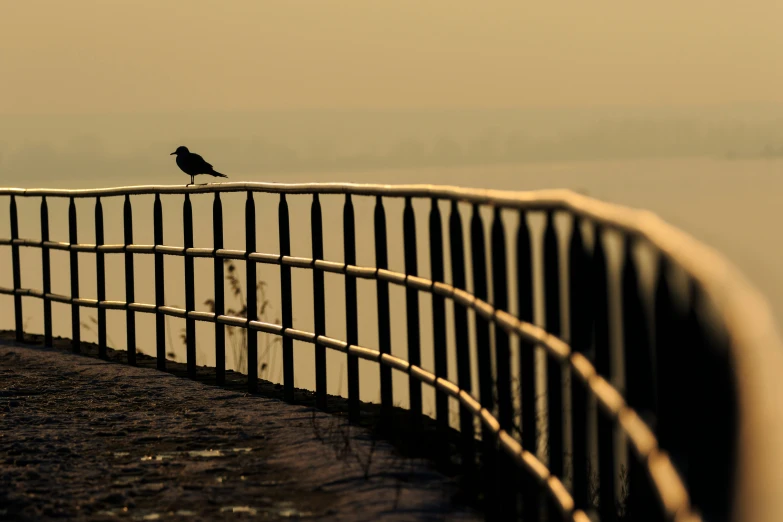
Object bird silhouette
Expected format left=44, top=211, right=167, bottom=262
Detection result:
left=170, top=146, right=228, bottom=185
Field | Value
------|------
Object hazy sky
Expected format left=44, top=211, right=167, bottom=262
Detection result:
left=2, top=1, right=782, bottom=114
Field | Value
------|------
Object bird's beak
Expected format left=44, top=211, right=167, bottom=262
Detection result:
left=170, top=152, right=176, bottom=155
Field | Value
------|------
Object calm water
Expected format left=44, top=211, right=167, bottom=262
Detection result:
left=2, top=156, right=782, bottom=417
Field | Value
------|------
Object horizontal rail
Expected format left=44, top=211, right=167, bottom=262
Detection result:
left=0, top=241, right=572, bottom=361
left=0, top=182, right=608, bottom=208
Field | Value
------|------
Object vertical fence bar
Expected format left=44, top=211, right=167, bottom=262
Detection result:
left=491, top=208, right=512, bottom=429
left=69, top=197, right=80, bottom=353
left=183, top=194, right=196, bottom=377
left=654, top=255, right=695, bottom=521
left=344, top=194, right=360, bottom=422
left=40, top=197, right=52, bottom=347
left=449, top=201, right=475, bottom=477
left=10, top=195, right=22, bottom=341
left=593, top=226, right=616, bottom=521
left=672, top=282, right=697, bottom=476
left=403, top=197, right=422, bottom=427
left=312, top=194, right=327, bottom=409
left=470, top=203, right=497, bottom=518
left=543, top=210, right=565, bottom=482
left=655, top=259, right=699, bottom=513
left=622, top=238, right=656, bottom=421
left=246, top=191, right=258, bottom=393
left=680, top=284, right=736, bottom=520
left=213, top=193, right=225, bottom=384
left=124, top=195, right=136, bottom=365
left=279, top=194, right=294, bottom=401
left=491, top=207, right=516, bottom=519
left=517, top=210, right=540, bottom=520
left=374, top=196, right=392, bottom=422
left=153, top=193, right=165, bottom=370
left=95, top=197, right=107, bottom=359
left=621, top=237, right=659, bottom=519
left=429, top=198, right=448, bottom=460
left=568, top=216, right=591, bottom=510
left=654, top=256, right=674, bottom=452
left=678, top=283, right=702, bottom=514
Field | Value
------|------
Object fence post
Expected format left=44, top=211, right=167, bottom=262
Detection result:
left=69, top=197, right=80, bottom=353
left=621, top=236, right=659, bottom=519
left=491, top=208, right=512, bottom=429
left=10, top=195, right=22, bottom=342
left=680, top=284, right=736, bottom=520
left=403, top=197, right=422, bottom=429
left=622, top=238, right=656, bottom=421
left=183, top=194, right=196, bottom=377
left=429, top=198, right=448, bottom=462
left=95, top=197, right=107, bottom=359
left=153, top=193, right=165, bottom=370
left=448, top=201, right=475, bottom=478
left=213, top=193, right=225, bottom=384
left=655, top=258, right=699, bottom=506
left=569, top=216, right=591, bottom=510
left=40, top=197, right=52, bottom=347
left=517, top=210, right=541, bottom=520
left=469, top=203, right=497, bottom=519
left=491, top=206, right=517, bottom=519
left=344, top=194, right=360, bottom=422
left=654, top=256, right=674, bottom=452
left=279, top=194, right=294, bottom=401
left=543, top=210, right=565, bottom=482
left=124, top=195, right=136, bottom=365
left=246, top=191, right=257, bottom=393
left=374, top=196, right=392, bottom=424
left=593, top=226, right=617, bottom=522
left=312, top=194, right=327, bottom=409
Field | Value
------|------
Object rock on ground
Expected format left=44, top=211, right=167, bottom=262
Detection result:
left=0, top=340, right=479, bottom=521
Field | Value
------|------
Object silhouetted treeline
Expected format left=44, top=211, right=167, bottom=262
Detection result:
left=2, top=109, right=783, bottom=182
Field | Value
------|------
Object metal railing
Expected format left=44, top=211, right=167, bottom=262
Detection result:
left=2, top=182, right=783, bottom=522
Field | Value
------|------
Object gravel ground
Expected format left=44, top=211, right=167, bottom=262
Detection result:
left=0, top=339, right=480, bottom=521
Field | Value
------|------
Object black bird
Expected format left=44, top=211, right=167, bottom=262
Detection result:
left=170, top=146, right=228, bottom=185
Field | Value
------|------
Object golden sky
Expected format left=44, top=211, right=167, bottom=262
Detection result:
left=1, top=1, right=782, bottom=113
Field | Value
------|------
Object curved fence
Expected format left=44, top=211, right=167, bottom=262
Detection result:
left=2, top=183, right=783, bottom=522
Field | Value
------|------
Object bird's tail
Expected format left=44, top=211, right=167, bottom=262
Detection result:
left=211, top=170, right=228, bottom=178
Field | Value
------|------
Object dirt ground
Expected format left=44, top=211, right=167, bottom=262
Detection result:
left=0, top=338, right=480, bottom=521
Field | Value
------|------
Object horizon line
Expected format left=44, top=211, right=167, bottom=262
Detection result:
left=4, top=101, right=783, bottom=118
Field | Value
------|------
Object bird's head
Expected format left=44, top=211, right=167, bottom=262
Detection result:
left=170, top=146, right=189, bottom=156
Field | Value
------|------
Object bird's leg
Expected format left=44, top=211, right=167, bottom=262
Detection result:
left=190, top=174, right=194, bottom=186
